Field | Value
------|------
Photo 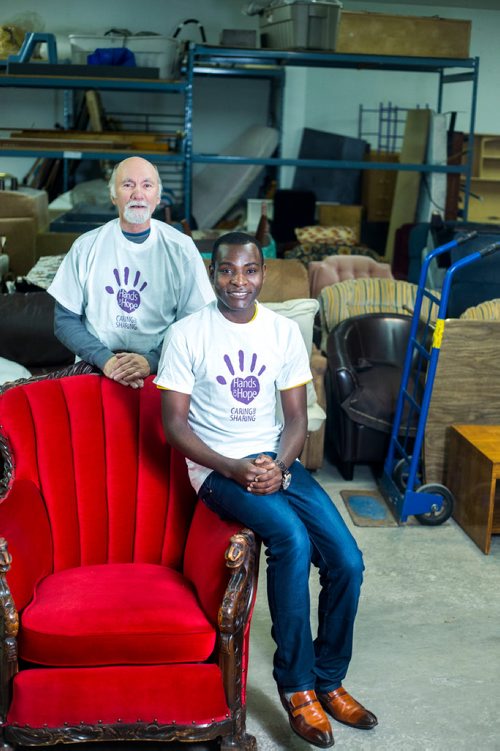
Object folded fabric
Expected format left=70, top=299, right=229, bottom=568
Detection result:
left=0, top=356, right=31, bottom=386
left=87, top=47, right=136, bottom=66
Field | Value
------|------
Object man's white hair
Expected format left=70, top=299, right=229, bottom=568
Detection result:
left=108, top=160, right=163, bottom=200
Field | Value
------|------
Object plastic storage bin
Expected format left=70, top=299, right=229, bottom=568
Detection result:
left=69, top=34, right=178, bottom=78
left=259, top=1, right=342, bottom=51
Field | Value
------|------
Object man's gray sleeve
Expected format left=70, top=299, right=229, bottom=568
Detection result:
left=54, top=302, right=115, bottom=371
left=54, top=303, right=162, bottom=374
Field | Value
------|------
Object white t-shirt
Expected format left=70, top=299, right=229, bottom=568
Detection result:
left=48, top=218, right=214, bottom=354
left=154, top=300, right=312, bottom=492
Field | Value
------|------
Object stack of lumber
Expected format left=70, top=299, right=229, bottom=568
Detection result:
left=0, top=128, right=175, bottom=153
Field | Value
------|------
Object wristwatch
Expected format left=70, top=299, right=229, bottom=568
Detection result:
left=276, top=459, right=292, bottom=490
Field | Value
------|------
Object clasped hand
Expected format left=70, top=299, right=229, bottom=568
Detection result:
left=103, top=352, right=150, bottom=388
left=231, top=454, right=283, bottom=495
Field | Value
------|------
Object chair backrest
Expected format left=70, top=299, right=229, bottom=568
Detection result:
left=318, top=277, right=439, bottom=351
left=460, top=298, right=500, bottom=320
left=0, top=375, right=197, bottom=572
left=332, top=313, right=413, bottom=364
left=308, top=254, right=393, bottom=299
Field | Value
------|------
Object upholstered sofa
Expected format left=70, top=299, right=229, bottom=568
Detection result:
left=0, top=373, right=259, bottom=750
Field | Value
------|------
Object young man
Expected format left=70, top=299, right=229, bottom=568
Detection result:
left=155, top=232, right=377, bottom=748
left=48, top=156, right=214, bottom=389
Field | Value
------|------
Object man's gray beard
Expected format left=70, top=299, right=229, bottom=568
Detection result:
left=123, top=205, right=151, bottom=224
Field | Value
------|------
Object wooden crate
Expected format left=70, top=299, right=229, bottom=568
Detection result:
left=337, top=11, right=471, bottom=59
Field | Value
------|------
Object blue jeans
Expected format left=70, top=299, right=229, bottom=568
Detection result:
left=198, top=454, right=364, bottom=693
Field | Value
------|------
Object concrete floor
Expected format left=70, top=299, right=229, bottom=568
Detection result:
left=245, top=460, right=500, bottom=751
left=56, top=460, right=500, bottom=751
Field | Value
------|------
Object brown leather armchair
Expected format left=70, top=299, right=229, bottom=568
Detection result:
left=324, top=313, right=431, bottom=480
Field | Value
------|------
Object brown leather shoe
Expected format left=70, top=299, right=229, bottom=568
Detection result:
left=317, top=686, right=377, bottom=730
left=279, top=689, right=334, bottom=748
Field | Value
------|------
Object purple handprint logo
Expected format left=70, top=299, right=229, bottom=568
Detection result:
left=105, top=267, right=147, bottom=313
left=217, top=350, right=266, bottom=405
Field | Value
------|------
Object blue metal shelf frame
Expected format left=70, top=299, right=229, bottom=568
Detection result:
left=0, top=72, right=192, bottom=210
left=0, top=46, right=480, bottom=222
left=188, top=44, right=480, bottom=221
left=184, top=43, right=286, bottom=219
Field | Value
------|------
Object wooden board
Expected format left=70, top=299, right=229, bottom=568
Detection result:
left=424, top=320, right=500, bottom=486
left=384, top=109, right=430, bottom=262
left=337, top=11, right=471, bottom=59
left=361, top=151, right=398, bottom=223
left=0, top=130, right=171, bottom=153
left=446, top=425, right=500, bottom=554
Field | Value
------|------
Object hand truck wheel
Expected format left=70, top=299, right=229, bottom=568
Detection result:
left=392, top=458, right=409, bottom=490
left=414, top=484, right=454, bottom=526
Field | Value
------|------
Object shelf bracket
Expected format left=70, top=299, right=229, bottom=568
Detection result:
left=7, top=32, right=58, bottom=65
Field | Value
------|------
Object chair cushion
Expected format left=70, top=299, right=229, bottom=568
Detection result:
left=341, top=361, right=423, bottom=434
left=294, top=225, right=357, bottom=245
left=263, top=299, right=326, bottom=425
left=19, top=563, right=216, bottom=667
left=7, top=664, right=229, bottom=728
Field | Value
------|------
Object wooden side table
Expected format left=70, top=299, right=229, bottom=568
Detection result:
left=446, top=425, right=500, bottom=554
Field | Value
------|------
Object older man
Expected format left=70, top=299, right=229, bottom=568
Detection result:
left=48, top=156, right=214, bottom=388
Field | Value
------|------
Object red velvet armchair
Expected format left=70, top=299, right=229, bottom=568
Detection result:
left=0, top=374, right=259, bottom=750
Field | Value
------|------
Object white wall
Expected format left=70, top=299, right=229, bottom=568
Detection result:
left=1, top=0, right=499, bottom=194
left=280, top=1, right=498, bottom=185
left=301, top=1, right=496, bottom=137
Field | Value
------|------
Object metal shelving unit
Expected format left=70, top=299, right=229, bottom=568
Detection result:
left=0, top=46, right=480, bottom=222
left=0, top=72, right=191, bottom=208
left=186, top=44, right=480, bottom=222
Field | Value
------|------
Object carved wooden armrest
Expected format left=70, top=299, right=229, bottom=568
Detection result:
left=218, top=529, right=258, bottom=636
left=218, top=529, right=259, bottom=717
left=0, top=537, right=19, bottom=723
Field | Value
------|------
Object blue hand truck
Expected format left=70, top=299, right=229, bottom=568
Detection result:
left=380, top=231, right=500, bottom=525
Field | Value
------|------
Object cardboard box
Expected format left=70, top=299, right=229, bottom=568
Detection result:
left=0, top=217, right=37, bottom=276
left=362, top=152, right=399, bottom=222
left=317, top=204, right=363, bottom=243
left=337, top=11, right=471, bottom=59
left=0, top=188, right=49, bottom=230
